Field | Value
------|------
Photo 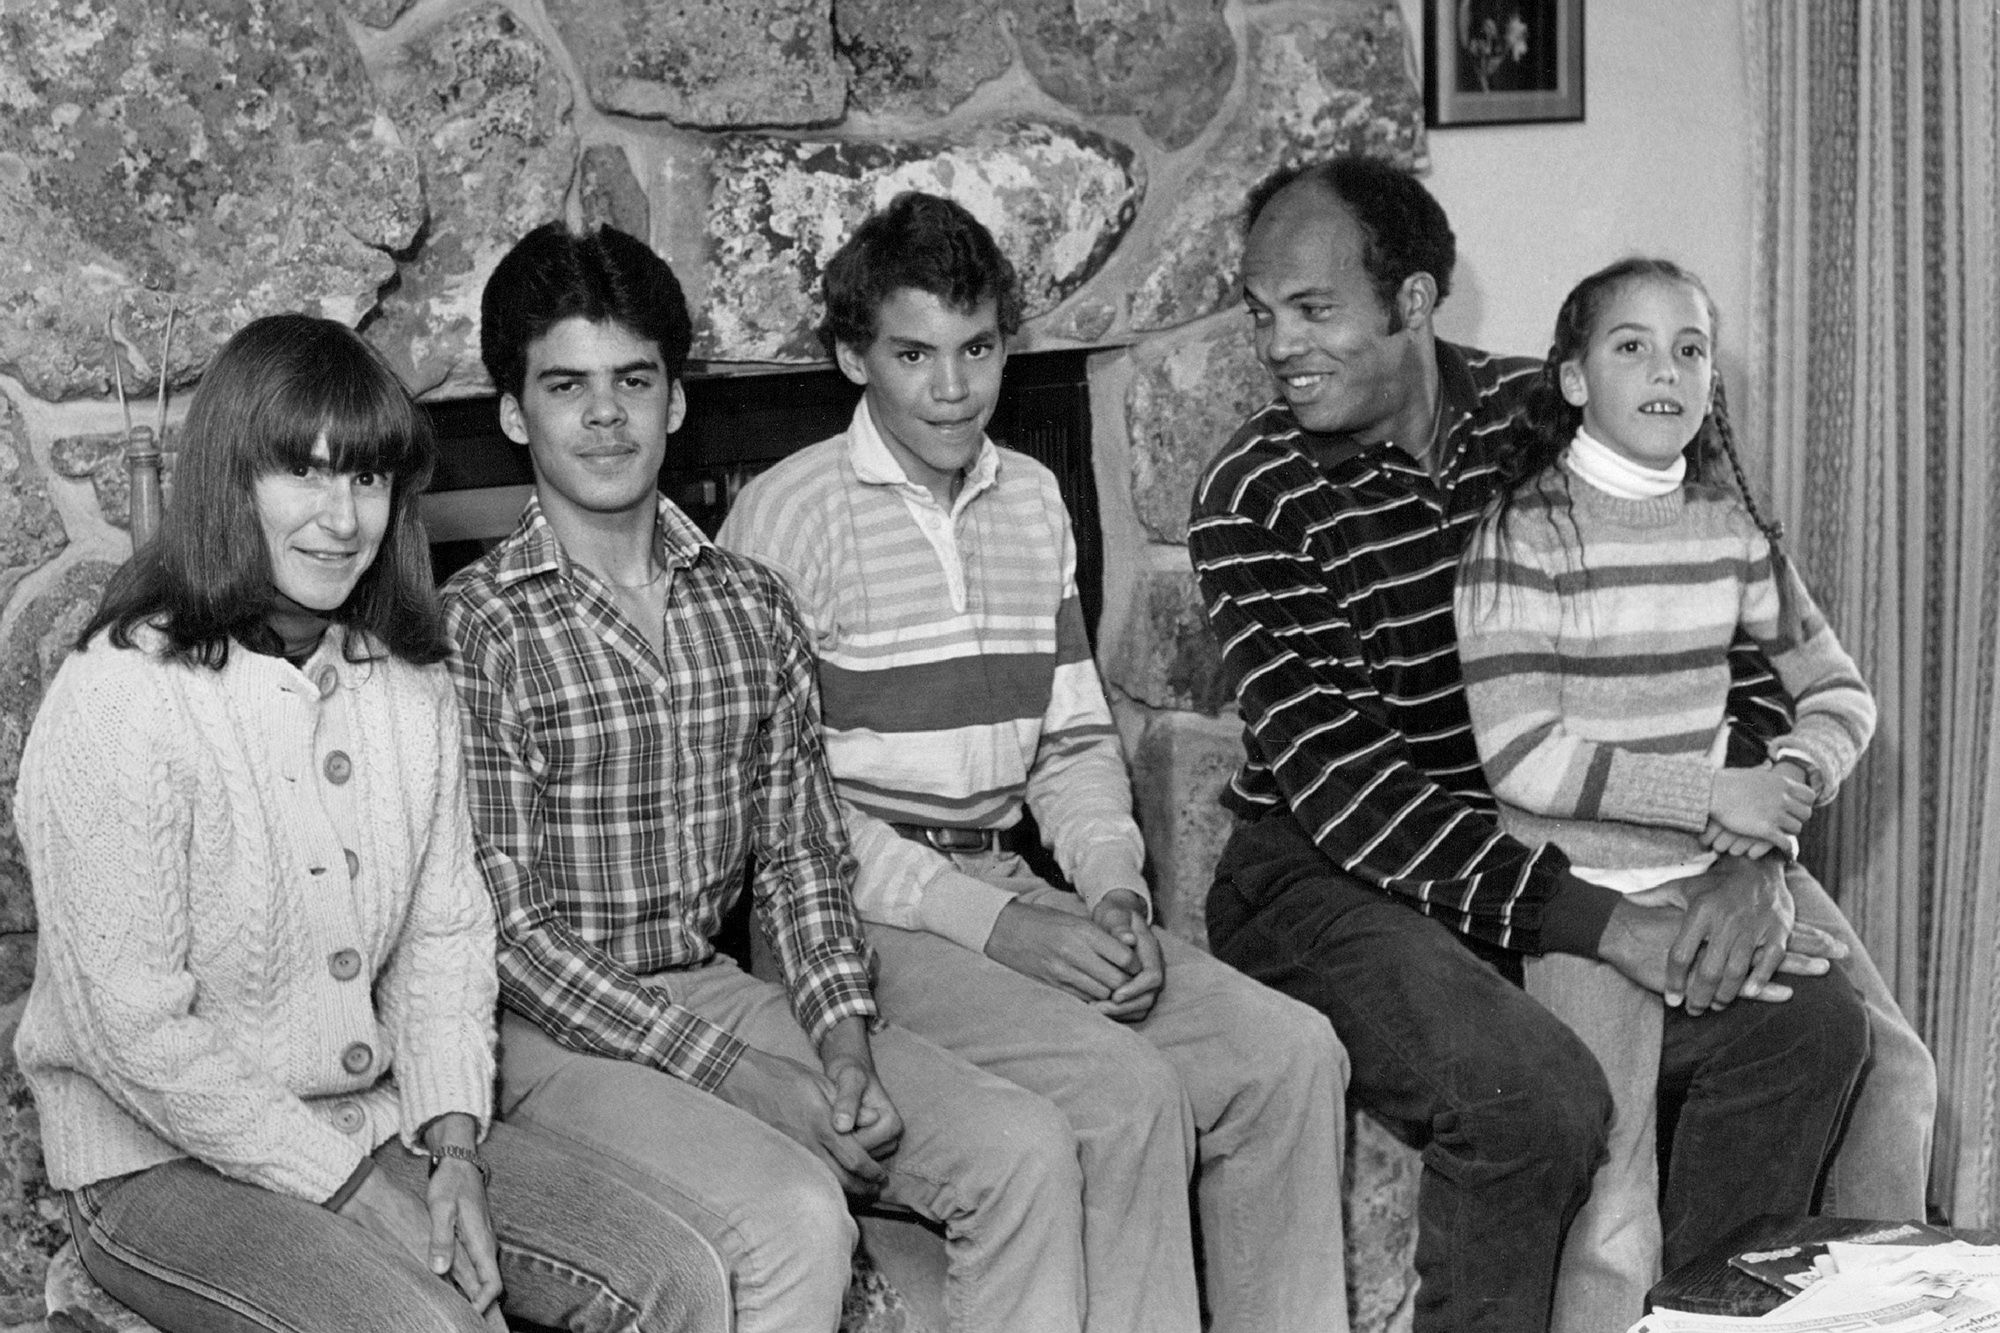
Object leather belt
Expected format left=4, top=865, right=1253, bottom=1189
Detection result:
left=891, top=823, right=1004, bottom=853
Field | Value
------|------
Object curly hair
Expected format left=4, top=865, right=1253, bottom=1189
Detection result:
left=817, top=191, right=1023, bottom=358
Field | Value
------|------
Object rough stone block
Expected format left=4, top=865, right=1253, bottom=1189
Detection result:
left=1103, top=567, right=1229, bottom=716
left=1, top=561, right=119, bottom=940
left=1008, top=0, right=1234, bottom=151
left=836, top=0, right=1012, bottom=117
left=0, top=0, right=424, bottom=402
left=1128, top=1, right=1427, bottom=332
left=548, top=0, right=843, bottom=127
left=1348, top=1109, right=1422, bottom=1333
left=700, top=124, right=1140, bottom=362
left=1, top=1007, right=63, bottom=1327
left=0, top=406, right=66, bottom=611
left=1125, top=329, right=1272, bottom=544
left=1129, top=709, right=1247, bottom=948
left=343, top=0, right=417, bottom=28
left=367, top=5, right=578, bottom=396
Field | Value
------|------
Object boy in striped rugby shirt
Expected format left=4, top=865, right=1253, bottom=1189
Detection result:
left=1189, top=157, right=1925, bottom=1333
left=722, top=191, right=1348, bottom=1333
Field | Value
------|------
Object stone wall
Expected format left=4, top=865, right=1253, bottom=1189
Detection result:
left=0, top=0, right=1425, bottom=1325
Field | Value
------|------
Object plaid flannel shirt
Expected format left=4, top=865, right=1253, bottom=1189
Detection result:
left=442, top=493, right=877, bottom=1092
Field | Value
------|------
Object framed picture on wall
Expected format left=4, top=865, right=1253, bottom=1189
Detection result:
left=1424, top=0, right=1584, bottom=127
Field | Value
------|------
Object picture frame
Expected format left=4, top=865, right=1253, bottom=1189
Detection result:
left=1424, top=0, right=1584, bottom=127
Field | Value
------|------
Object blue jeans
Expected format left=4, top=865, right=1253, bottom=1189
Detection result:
left=66, top=1121, right=729, bottom=1333
left=497, top=956, right=1087, bottom=1333
left=869, top=858, right=1349, bottom=1333
left=1209, top=812, right=1871, bottom=1333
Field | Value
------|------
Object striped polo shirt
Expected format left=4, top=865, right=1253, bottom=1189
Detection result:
left=1188, top=340, right=1793, bottom=955
left=720, top=399, right=1147, bottom=949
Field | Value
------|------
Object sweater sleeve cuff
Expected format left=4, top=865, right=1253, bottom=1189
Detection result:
left=1540, top=873, right=1624, bottom=959
left=914, top=871, right=1018, bottom=952
left=1070, top=844, right=1153, bottom=920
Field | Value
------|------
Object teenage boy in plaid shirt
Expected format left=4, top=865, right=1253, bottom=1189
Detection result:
left=442, top=221, right=1088, bottom=1333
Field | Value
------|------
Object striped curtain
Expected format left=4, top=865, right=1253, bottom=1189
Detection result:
left=1745, top=1, right=2000, bottom=1226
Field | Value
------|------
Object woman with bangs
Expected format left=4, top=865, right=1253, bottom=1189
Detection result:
left=13, top=314, right=727, bottom=1333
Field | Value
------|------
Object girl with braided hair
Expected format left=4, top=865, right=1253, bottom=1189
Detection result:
left=1453, top=257, right=1876, bottom=1332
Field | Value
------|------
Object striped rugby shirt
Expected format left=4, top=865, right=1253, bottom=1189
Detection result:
left=1455, top=470, right=1874, bottom=874
left=1188, top=340, right=1794, bottom=954
left=443, top=493, right=876, bottom=1092
left=720, top=399, right=1148, bottom=952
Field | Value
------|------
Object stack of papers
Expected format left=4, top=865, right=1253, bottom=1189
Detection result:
left=1633, top=1241, right=2000, bottom=1331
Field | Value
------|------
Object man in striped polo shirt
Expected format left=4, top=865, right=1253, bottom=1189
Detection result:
left=1189, top=158, right=1929, bottom=1332
left=721, top=191, right=1348, bottom=1333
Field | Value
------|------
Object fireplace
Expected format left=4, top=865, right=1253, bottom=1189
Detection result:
left=421, top=349, right=1102, bottom=638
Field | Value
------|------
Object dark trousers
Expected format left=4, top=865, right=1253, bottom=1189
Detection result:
left=1208, top=812, right=1870, bottom=1333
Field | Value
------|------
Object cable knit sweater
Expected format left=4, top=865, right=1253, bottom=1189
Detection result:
left=12, top=625, right=497, bottom=1202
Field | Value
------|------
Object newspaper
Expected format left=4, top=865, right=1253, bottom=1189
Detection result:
left=1633, top=1242, right=2000, bottom=1333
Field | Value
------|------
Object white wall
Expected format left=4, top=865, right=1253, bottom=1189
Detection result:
left=1397, top=0, right=1755, bottom=390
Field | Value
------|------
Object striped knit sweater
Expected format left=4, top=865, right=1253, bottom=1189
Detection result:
left=719, top=400, right=1147, bottom=951
left=1189, top=340, right=1796, bottom=954
left=13, top=626, right=497, bottom=1199
left=1455, top=468, right=1875, bottom=871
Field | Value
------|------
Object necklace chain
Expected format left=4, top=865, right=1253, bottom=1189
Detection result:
left=606, top=566, right=666, bottom=591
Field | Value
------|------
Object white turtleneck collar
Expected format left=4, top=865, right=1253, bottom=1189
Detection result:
left=1562, top=427, right=1685, bottom=499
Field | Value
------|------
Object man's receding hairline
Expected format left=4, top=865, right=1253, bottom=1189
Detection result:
left=1253, top=172, right=1353, bottom=230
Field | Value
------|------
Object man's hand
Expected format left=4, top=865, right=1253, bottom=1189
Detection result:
left=1710, top=764, right=1814, bottom=846
left=984, top=897, right=1138, bottom=1003
left=718, top=1043, right=892, bottom=1197
left=1089, top=890, right=1165, bottom=1022
left=1598, top=856, right=1846, bottom=1014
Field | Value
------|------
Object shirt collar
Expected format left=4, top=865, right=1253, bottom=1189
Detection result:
left=845, top=397, right=999, bottom=507
left=490, top=489, right=714, bottom=587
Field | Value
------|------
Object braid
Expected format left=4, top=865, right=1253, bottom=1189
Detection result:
left=1704, top=374, right=1805, bottom=641
left=1705, top=376, right=1786, bottom=551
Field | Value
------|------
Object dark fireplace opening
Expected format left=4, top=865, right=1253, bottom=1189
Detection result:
left=421, top=349, right=1102, bottom=638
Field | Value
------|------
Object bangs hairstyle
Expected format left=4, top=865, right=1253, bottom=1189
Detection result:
left=81, top=312, right=452, bottom=668
left=480, top=221, right=693, bottom=401
left=816, top=191, right=1023, bottom=359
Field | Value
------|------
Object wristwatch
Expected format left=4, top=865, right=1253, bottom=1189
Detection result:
left=427, top=1142, right=491, bottom=1186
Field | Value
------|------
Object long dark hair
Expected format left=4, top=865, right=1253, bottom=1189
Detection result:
left=80, top=313, right=451, bottom=667
left=1467, top=258, right=1795, bottom=631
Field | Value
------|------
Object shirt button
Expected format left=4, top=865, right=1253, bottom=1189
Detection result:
left=343, top=848, right=360, bottom=879
left=314, top=666, right=338, bottom=698
left=328, top=948, right=362, bottom=982
left=323, top=751, right=352, bottom=784
left=341, top=1042, right=373, bottom=1075
left=332, top=1101, right=364, bottom=1134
